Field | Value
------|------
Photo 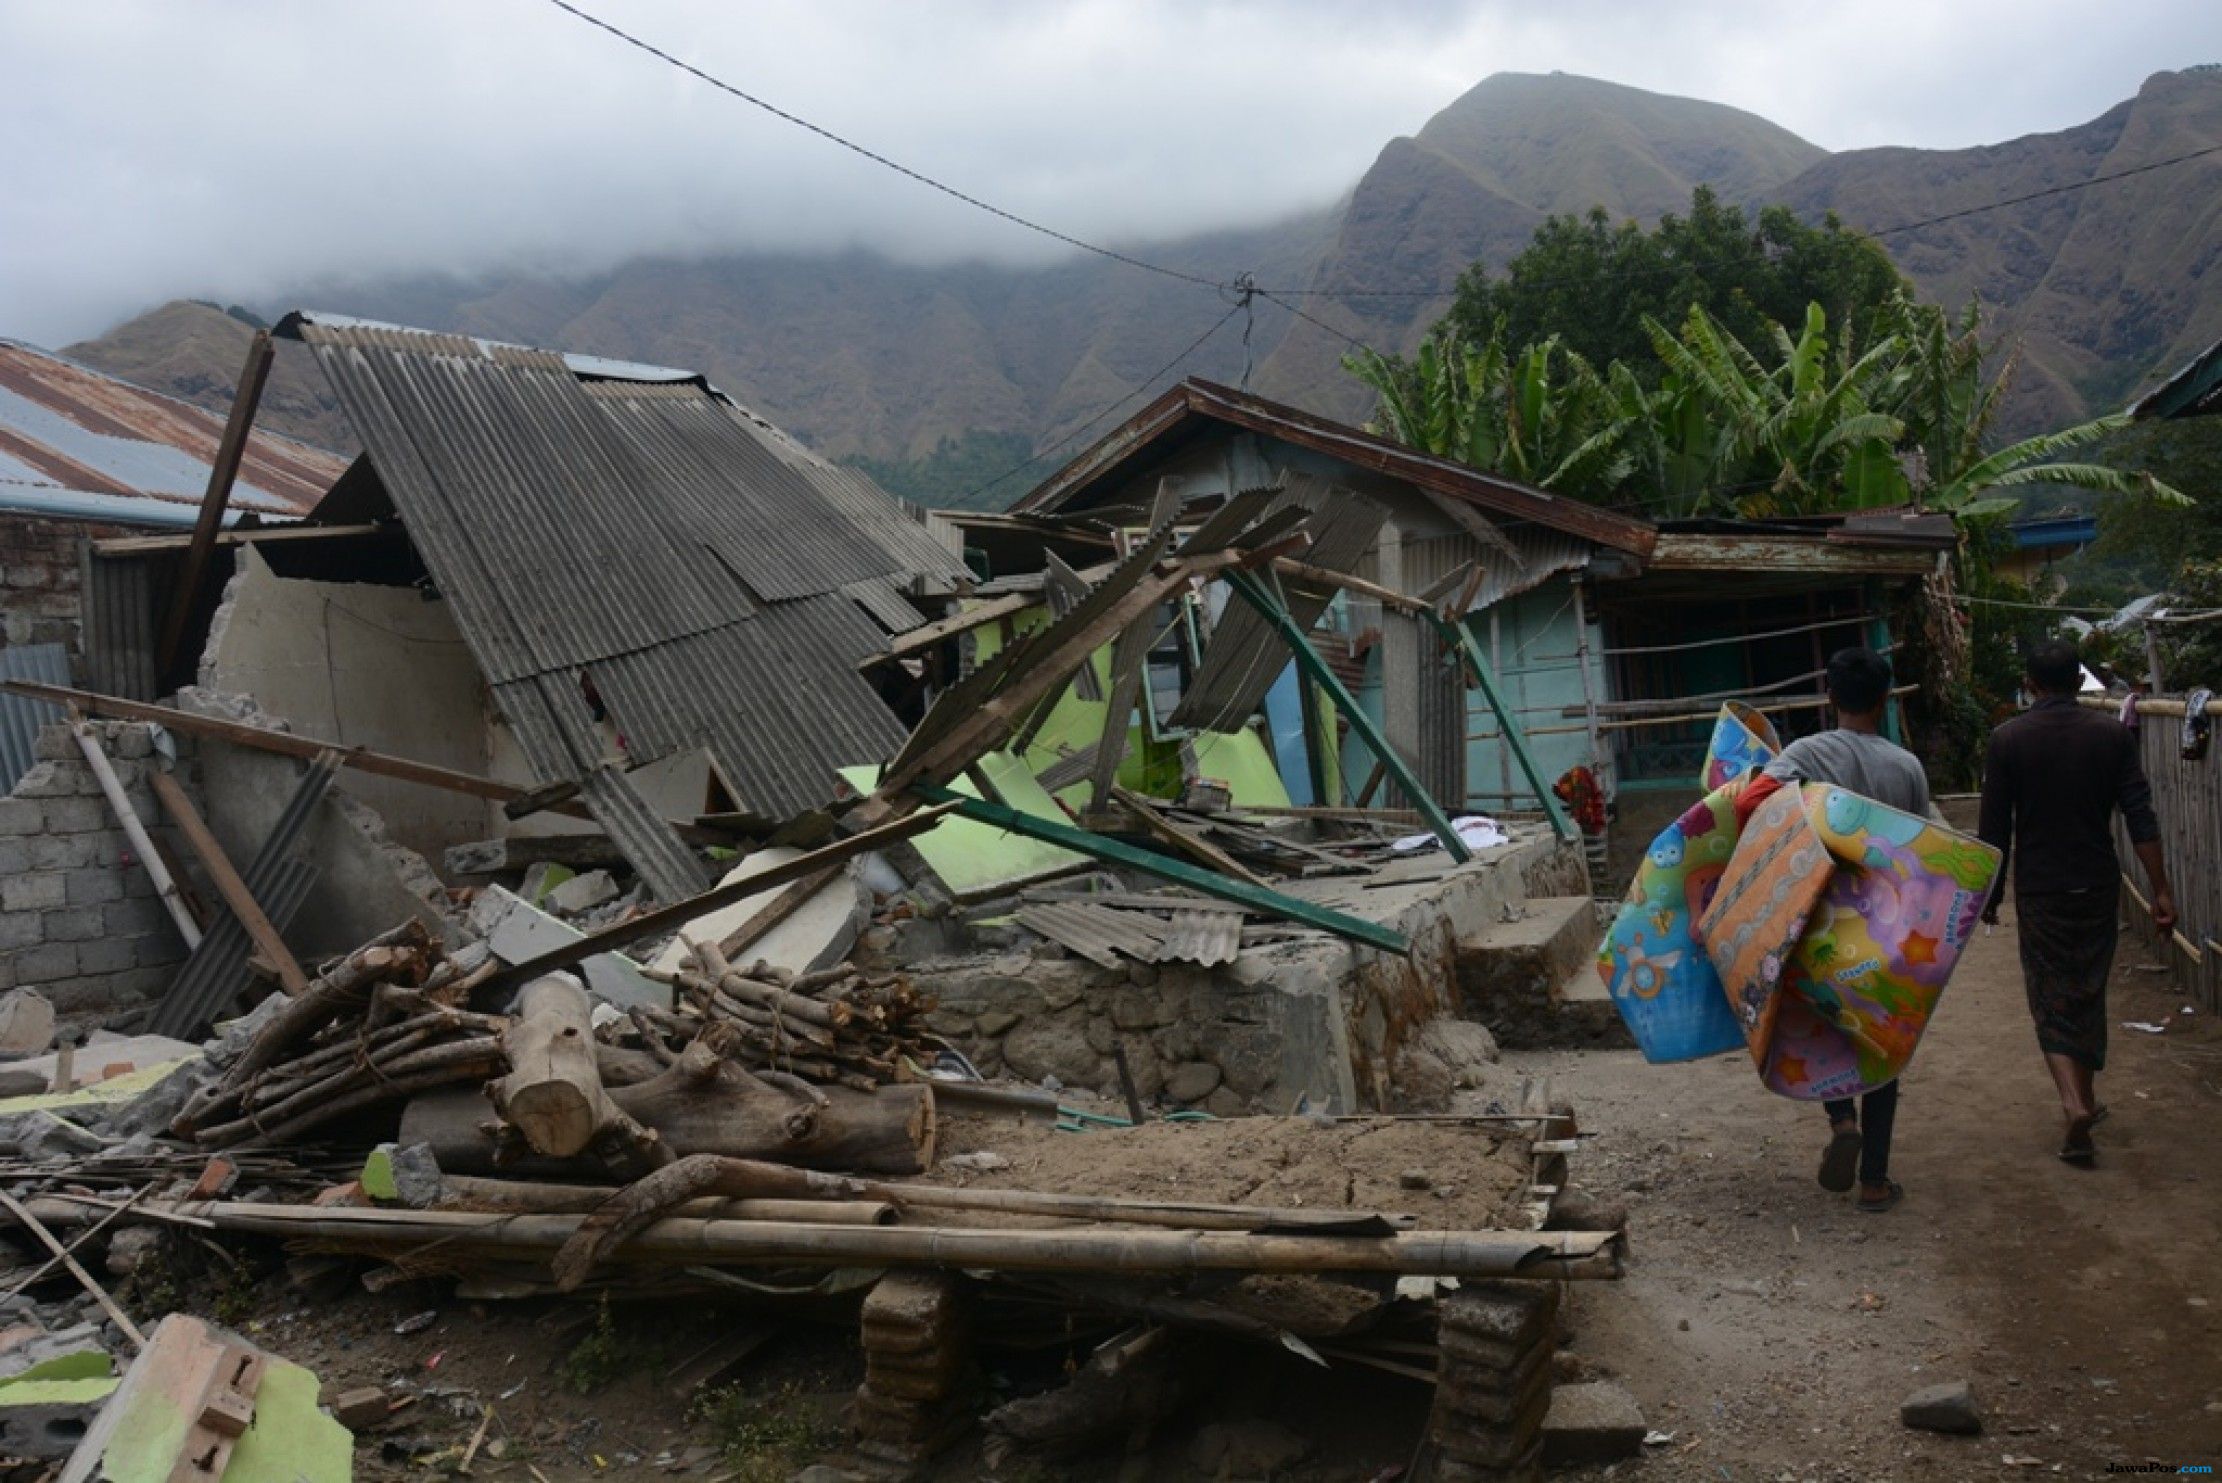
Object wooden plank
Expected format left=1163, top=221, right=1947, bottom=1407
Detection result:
left=1086, top=482, right=1179, bottom=817
left=483, top=802, right=961, bottom=990
left=10, top=680, right=547, bottom=806
left=147, top=770, right=308, bottom=996
left=1112, top=785, right=1274, bottom=890
left=91, top=522, right=387, bottom=558
left=157, top=331, right=275, bottom=677
left=0, top=1188, right=145, bottom=1350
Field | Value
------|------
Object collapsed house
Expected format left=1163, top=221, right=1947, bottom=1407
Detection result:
left=0, top=321, right=1680, bottom=1477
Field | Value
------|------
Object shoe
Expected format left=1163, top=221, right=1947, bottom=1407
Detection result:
left=1818, top=1123, right=1860, bottom=1193
left=1856, top=1180, right=1904, bottom=1214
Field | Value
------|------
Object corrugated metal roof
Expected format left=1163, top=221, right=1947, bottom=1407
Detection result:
left=1155, top=906, right=1242, bottom=967
left=276, top=311, right=949, bottom=821
left=1011, top=378, right=1656, bottom=558
left=0, top=338, right=345, bottom=524
left=0, top=644, right=69, bottom=791
left=1013, top=901, right=1168, bottom=968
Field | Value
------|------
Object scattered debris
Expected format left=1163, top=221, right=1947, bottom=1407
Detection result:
left=1901, top=1379, right=1985, bottom=1435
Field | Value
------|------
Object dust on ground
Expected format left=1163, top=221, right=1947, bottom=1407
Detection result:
left=1512, top=901, right=2222, bottom=1481
left=936, top=1110, right=1535, bottom=1229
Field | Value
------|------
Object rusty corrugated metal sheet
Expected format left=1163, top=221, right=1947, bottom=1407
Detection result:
left=0, top=339, right=344, bottom=523
left=277, top=312, right=931, bottom=821
left=1012, top=377, right=1656, bottom=558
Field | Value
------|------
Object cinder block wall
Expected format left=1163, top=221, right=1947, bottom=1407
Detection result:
left=0, top=721, right=195, bottom=1013
left=0, top=513, right=124, bottom=671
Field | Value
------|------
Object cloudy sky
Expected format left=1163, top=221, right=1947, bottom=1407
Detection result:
left=3, top=0, right=2217, bottom=346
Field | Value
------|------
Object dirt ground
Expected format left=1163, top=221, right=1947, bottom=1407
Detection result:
left=1517, top=901, right=2222, bottom=1481
left=181, top=905, right=2221, bottom=1481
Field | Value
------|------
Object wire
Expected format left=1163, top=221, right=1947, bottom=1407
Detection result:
left=538, top=0, right=1226, bottom=293
left=950, top=302, right=1246, bottom=508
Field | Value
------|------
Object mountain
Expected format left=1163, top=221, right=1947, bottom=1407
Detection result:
left=1772, top=66, right=2222, bottom=434
left=58, top=68, right=2222, bottom=493
left=1250, top=72, right=1829, bottom=421
left=61, top=299, right=356, bottom=457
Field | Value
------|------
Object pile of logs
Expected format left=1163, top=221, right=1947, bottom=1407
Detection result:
left=645, top=938, right=941, bottom=1092
left=172, top=922, right=937, bottom=1183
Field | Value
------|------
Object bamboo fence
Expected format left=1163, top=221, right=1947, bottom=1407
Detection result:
left=2086, top=694, right=2222, bottom=1010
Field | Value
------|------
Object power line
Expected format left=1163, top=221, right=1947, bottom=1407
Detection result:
left=538, top=0, right=1227, bottom=294
left=951, top=302, right=1246, bottom=508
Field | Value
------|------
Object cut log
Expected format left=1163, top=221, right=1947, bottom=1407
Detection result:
left=489, top=974, right=619, bottom=1159
left=403, top=1048, right=933, bottom=1181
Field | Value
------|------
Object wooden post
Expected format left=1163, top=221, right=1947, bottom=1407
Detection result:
left=1865, top=586, right=1904, bottom=746
left=1570, top=577, right=1605, bottom=801
left=1224, top=569, right=1472, bottom=864
left=68, top=716, right=201, bottom=949
left=146, top=770, right=307, bottom=995
left=158, top=331, right=274, bottom=679
left=1491, top=608, right=1513, bottom=803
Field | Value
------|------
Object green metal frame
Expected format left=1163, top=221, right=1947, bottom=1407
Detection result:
left=1429, top=612, right=1577, bottom=841
left=1224, top=568, right=1471, bottom=863
left=914, top=785, right=1410, bottom=954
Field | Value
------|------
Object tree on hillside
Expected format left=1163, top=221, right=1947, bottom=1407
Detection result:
left=1444, top=187, right=1906, bottom=376
left=844, top=428, right=1037, bottom=512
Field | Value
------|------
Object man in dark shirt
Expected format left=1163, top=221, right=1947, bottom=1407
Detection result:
left=1978, top=640, right=2174, bottom=1163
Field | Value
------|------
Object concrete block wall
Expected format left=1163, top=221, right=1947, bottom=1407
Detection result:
left=0, top=721, right=195, bottom=1013
left=0, top=513, right=124, bottom=670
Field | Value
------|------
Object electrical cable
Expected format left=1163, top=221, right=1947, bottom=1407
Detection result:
left=538, top=0, right=1225, bottom=292
left=949, top=302, right=1246, bottom=509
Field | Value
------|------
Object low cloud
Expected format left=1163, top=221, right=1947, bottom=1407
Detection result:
left=2, top=0, right=2214, bottom=346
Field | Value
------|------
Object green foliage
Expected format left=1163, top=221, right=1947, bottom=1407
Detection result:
left=845, top=428, right=1038, bottom=512
left=2159, top=559, right=2222, bottom=688
left=1343, top=331, right=1635, bottom=503
left=555, top=1294, right=659, bottom=1395
left=688, top=1382, right=831, bottom=1481
left=1444, top=187, right=1907, bottom=377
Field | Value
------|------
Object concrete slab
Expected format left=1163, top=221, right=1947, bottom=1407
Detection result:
left=646, top=848, right=868, bottom=978
left=474, top=887, right=661, bottom=1011
left=1541, top=1380, right=1647, bottom=1465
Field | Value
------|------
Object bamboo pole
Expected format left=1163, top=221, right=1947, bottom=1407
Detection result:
left=155, top=1201, right=1623, bottom=1280
left=68, top=715, right=201, bottom=948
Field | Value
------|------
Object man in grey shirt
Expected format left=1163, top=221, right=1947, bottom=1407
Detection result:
left=1761, top=648, right=1929, bottom=1214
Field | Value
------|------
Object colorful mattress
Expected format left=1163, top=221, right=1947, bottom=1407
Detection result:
left=1596, top=704, right=2003, bottom=1099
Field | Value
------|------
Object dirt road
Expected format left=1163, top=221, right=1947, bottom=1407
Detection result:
left=1507, top=903, right=2222, bottom=1480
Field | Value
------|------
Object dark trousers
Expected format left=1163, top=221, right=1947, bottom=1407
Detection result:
left=1824, top=1081, right=1900, bottom=1186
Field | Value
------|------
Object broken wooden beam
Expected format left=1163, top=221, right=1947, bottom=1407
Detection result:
left=478, top=801, right=958, bottom=990
left=156, top=330, right=274, bottom=678
left=147, top=770, right=307, bottom=995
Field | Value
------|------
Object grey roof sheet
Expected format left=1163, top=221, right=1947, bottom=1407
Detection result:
left=280, top=313, right=941, bottom=820
left=0, top=338, right=345, bottom=524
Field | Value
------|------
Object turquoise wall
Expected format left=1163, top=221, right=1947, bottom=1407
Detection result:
left=1466, top=579, right=1607, bottom=808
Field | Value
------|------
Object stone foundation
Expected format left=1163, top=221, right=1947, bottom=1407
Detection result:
left=903, top=828, right=1588, bottom=1114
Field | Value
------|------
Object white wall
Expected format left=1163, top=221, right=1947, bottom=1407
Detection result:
left=203, top=547, right=495, bottom=859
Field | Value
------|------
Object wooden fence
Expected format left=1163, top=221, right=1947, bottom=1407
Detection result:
left=2086, top=694, right=2222, bottom=1010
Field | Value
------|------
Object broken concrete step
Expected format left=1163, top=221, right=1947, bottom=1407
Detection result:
left=1454, top=896, right=1622, bottom=1049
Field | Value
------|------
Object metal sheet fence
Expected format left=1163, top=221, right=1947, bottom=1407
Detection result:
left=2104, top=696, right=2222, bottom=1010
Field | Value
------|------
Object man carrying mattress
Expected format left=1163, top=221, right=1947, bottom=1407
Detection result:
left=1977, top=640, right=2174, bottom=1165
left=1761, top=648, right=1930, bottom=1214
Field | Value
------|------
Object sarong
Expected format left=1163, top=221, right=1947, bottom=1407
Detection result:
left=2016, top=889, right=2120, bottom=1070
